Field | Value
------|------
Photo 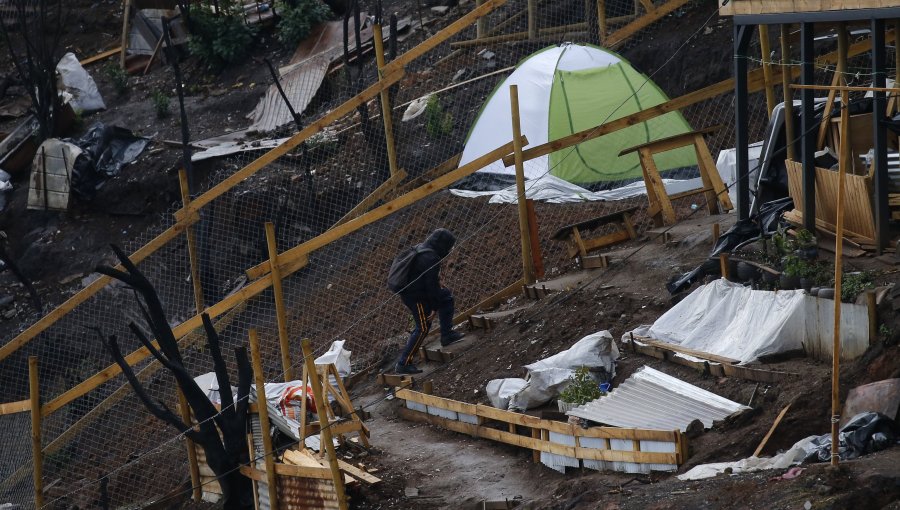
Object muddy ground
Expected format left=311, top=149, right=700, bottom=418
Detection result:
left=1, top=0, right=899, bottom=509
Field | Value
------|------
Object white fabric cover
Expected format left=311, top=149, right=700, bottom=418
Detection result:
left=626, top=279, right=870, bottom=364
left=450, top=174, right=706, bottom=203
left=459, top=45, right=620, bottom=180
left=56, top=52, right=105, bottom=113
left=678, top=436, right=819, bottom=480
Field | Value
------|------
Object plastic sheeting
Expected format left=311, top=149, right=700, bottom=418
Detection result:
left=450, top=174, right=705, bottom=204
left=486, top=331, right=619, bottom=411
left=677, top=436, right=819, bottom=481
left=56, top=52, right=105, bottom=113
left=627, top=279, right=870, bottom=364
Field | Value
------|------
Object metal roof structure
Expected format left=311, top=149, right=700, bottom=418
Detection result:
left=567, top=366, right=750, bottom=431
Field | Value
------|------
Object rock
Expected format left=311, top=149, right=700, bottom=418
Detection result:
left=2, top=308, right=16, bottom=319
left=0, top=295, right=13, bottom=308
left=685, top=419, right=704, bottom=439
left=430, top=5, right=449, bottom=15
left=404, top=487, right=419, bottom=497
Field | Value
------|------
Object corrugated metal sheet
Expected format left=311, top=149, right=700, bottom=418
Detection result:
left=568, top=366, right=749, bottom=431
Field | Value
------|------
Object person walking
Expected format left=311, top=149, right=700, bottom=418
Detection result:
left=391, top=228, right=465, bottom=374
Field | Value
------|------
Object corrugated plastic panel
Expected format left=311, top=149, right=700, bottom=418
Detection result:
left=568, top=366, right=749, bottom=431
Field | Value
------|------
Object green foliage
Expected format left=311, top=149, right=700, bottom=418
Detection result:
left=840, top=271, right=874, bottom=303
left=559, top=366, right=603, bottom=406
left=879, top=323, right=893, bottom=338
left=103, top=63, right=128, bottom=94
left=773, top=225, right=815, bottom=257
left=277, top=0, right=332, bottom=46
left=425, top=95, right=453, bottom=138
left=152, top=90, right=170, bottom=118
left=782, top=254, right=804, bottom=278
left=188, top=4, right=256, bottom=68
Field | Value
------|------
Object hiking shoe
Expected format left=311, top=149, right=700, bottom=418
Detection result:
left=395, top=363, right=423, bottom=374
left=440, top=331, right=465, bottom=347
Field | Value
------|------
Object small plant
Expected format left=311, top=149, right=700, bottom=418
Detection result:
left=559, top=366, right=603, bottom=406
left=424, top=95, right=453, bottom=138
left=103, top=63, right=128, bottom=94
left=188, top=3, right=257, bottom=68
left=277, top=0, right=332, bottom=46
left=152, top=90, right=170, bottom=118
left=840, top=271, right=874, bottom=303
left=782, top=254, right=805, bottom=278
left=879, top=323, right=893, bottom=338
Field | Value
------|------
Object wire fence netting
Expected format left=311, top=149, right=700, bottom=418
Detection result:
left=3, top=0, right=881, bottom=507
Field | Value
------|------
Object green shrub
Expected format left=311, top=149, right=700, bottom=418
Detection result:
left=840, top=271, right=874, bottom=302
left=277, top=0, right=332, bottom=46
left=424, top=95, right=453, bottom=138
left=103, top=63, right=129, bottom=94
left=559, top=366, right=603, bottom=406
left=188, top=4, right=256, bottom=68
left=152, top=90, right=170, bottom=118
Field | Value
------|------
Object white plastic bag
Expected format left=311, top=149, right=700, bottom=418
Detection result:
left=314, top=339, right=352, bottom=377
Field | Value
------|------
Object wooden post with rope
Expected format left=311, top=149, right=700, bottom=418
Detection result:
left=265, top=222, right=295, bottom=382
left=509, top=85, right=535, bottom=285
left=831, top=25, right=849, bottom=467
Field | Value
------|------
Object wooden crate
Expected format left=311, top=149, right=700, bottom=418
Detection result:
left=785, top=159, right=876, bottom=240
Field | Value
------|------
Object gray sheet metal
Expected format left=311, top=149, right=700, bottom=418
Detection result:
left=567, top=366, right=749, bottom=431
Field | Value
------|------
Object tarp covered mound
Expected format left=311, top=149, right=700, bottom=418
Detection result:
left=626, top=279, right=870, bottom=364
left=459, top=43, right=697, bottom=185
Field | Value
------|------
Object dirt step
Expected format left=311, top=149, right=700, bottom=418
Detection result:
left=419, top=329, right=484, bottom=364
left=525, top=268, right=601, bottom=298
left=468, top=304, right=533, bottom=330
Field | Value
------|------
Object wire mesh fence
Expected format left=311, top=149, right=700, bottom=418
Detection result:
left=1, top=0, right=874, bottom=507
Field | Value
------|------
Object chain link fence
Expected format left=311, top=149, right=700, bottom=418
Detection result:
left=0, top=0, right=831, bottom=507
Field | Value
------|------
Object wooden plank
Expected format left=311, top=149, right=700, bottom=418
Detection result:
left=239, top=464, right=334, bottom=481
left=29, top=357, right=43, bottom=510
left=578, top=229, right=632, bottom=253
left=333, top=169, right=408, bottom=227
left=396, top=388, right=479, bottom=415
left=694, top=134, right=734, bottom=211
left=639, top=148, right=677, bottom=226
left=336, top=460, right=381, bottom=485
left=79, top=47, right=122, bottom=66
left=753, top=403, right=792, bottom=457
left=475, top=404, right=544, bottom=427
left=784, top=160, right=876, bottom=239
left=245, top=138, right=523, bottom=280
left=617, top=125, right=722, bottom=156
left=606, top=0, right=691, bottom=48
left=249, top=330, right=280, bottom=510
left=630, top=335, right=740, bottom=364
left=0, top=399, right=31, bottom=416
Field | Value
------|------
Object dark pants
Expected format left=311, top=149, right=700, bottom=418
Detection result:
left=397, top=288, right=454, bottom=366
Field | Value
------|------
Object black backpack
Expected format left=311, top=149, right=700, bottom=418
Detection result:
left=387, top=244, right=434, bottom=293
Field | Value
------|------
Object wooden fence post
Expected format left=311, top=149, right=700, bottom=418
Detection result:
left=780, top=24, right=796, bottom=161
left=759, top=25, right=776, bottom=118
left=301, top=339, right=349, bottom=510
left=509, top=85, right=535, bottom=285
left=525, top=199, right=544, bottom=279
left=597, top=0, right=607, bottom=44
left=249, top=330, right=279, bottom=510
left=527, top=0, right=538, bottom=39
left=265, top=222, right=295, bottom=382
left=476, top=0, right=487, bottom=39
left=120, top=0, right=132, bottom=70
left=29, top=356, right=44, bottom=509
left=374, top=23, right=400, bottom=178
left=177, top=168, right=203, bottom=501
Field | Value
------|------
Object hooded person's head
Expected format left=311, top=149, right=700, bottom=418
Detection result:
left=424, top=228, right=456, bottom=258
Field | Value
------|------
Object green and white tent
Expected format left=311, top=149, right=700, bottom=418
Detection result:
left=460, top=43, right=698, bottom=185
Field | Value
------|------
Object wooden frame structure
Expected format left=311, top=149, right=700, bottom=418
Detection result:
left=551, top=206, right=639, bottom=268
left=618, top=126, right=733, bottom=227
left=395, top=388, right=687, bottom=471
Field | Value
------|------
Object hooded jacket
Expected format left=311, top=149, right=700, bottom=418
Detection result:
left=400, top=228, right=456, bottom=304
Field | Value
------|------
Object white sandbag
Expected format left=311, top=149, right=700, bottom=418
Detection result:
left=524, top=330, right=619, bottom=378
left=56, top=52, right=105, bottom=113
left=509, top=367, right=573, bottom=411
left=314, top=339, right=352, bottom=377
left=485, top=378, right=527, bottom=409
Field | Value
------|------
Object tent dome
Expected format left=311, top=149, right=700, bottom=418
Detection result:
left=459, top=43, right=698, bottom=185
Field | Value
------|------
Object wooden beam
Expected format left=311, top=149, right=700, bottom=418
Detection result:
left=618, top=125, right=722, bottom=156
left=753, top=403, right=791, bottom=457
left=249, top=329, right=279, bottom=510
left=0, top=399, right=31, bottom=415
left=333, top=169, right=407, bottom=227
left=245, top=138, right=523, bottom=280
left=510, top=85, right=535, bottom=285
left=79, top=47, right=122, bottom=66
left=266, top=222, right=294, bottom=382
left=759, top=25, right=776, bottom=118
left=29, top=357, right=44, bottom=510
left=373, top=24, right=400, bottom=178
left=628, top=335, right=740, bottom=364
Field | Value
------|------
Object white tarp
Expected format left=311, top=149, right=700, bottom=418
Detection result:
left=487, top=330, right=619, bottom=411
left=715, top=141, right=763, bottom=206
left=678, top=436, right=819, bottom=480
left=450, top=174, right=705, bottom=204
left=56, top=53, right=105, bottom=113
left=626, top=279, right=870, bottom=364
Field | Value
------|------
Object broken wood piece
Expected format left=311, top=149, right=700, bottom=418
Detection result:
left=628, top=335, right=740, bottom=365
left=753, top=403, right=792, bottom=457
